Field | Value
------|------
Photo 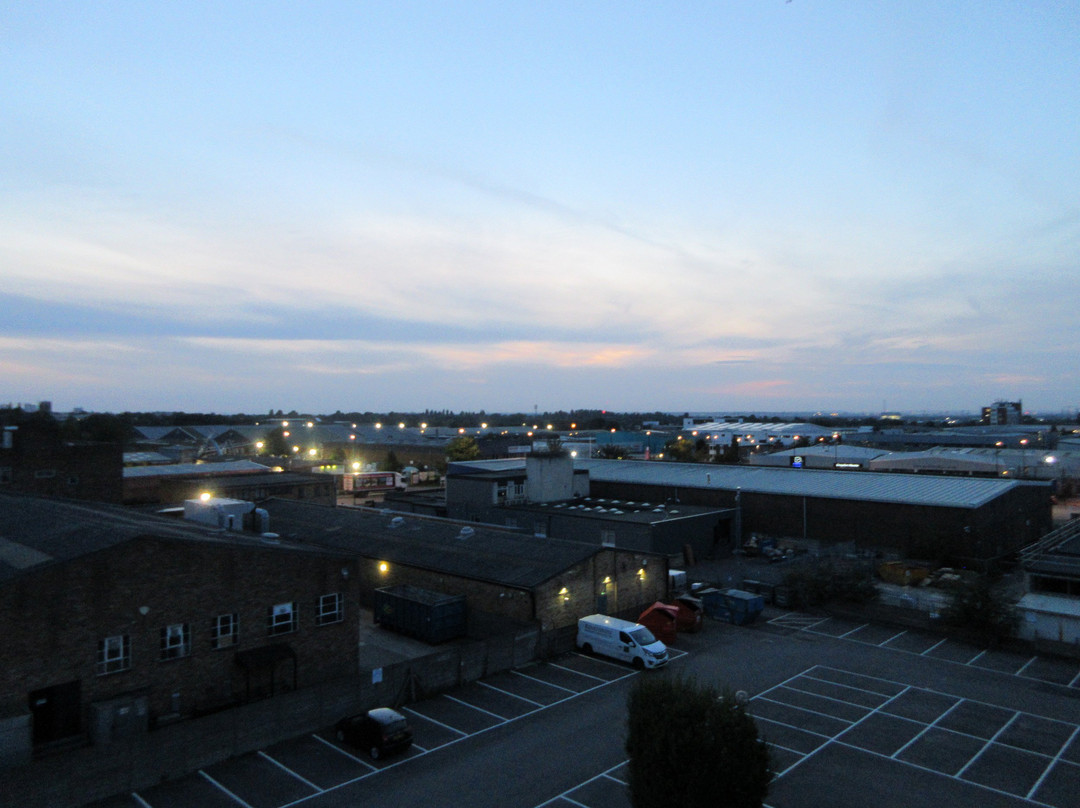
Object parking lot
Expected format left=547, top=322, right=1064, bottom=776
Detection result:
left=88, top=610, right=1080, bottom=808
left=91, top=649, right=687, bottom=808
left=536, top=612, right=1080, bottom=808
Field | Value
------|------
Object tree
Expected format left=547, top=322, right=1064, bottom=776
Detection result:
left=626, top=676, right=771, bottom=808
left=265, top=427, right=289, bottom=456
left=382, top=450, right=402, bottom=472
left=940, top=574, right=1020, bottom=647
left=445, top=436, right=480, bottom=462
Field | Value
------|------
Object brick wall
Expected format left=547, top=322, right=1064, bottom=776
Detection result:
left=2, top=628, right=538, bottom=808
left=0, top=537, right=361, bottom=727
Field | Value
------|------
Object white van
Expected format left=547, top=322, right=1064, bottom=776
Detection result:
left=576, top=614, right=669, bottom=669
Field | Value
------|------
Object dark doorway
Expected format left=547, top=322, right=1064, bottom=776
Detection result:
left=29, top=680, right=81, bottom=745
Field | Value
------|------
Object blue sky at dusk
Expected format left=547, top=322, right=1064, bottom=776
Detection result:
left=2, top=2, right=1078, bottom=414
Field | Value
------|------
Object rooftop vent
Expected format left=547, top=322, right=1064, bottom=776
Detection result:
left=389, top=516, right=405, bottom=529
left=457, top=527, right=475, bottom=540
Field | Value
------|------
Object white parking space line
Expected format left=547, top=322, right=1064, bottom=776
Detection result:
left=838, top=623, right=869, bottom=638
left=754, top=714, right=832, bottom=740
left=402, top=705, right=469, bottom=736
left=199, top=769, right=256, bottom=808
left=922, top=637, right=948, bottom=655
left=770, top=685, right=911, bottom=779
left=880, top=629, right=907, bottom=646
left=257, top=751, right=322, bottom=794
left=477, top=679, right=544, bottom=706
left=130, top=793, right=153, bottom=808
left=533, top=761, right=629, bottom=808
left=513, top=669, right=578, bottom=693
left=781, top=683, right=877, bottom=710
left=311, top=733, right=376, bottom=769
left=1015, top=655, right=1039, bottom=676
left=832, top=735, right=1055, bottom=808
left=754, top=695, right=857, bottom=726
left=800, top=671, right=897, bottom=699
left=604, top=770, right=628, bottom=786
left=965, top=649, right=988, bottom=666
left=1069, top=668, right=1080, bottom=688
left=570, top=650, right=633, bottom=672
left=547, top=661, right=608, bottom=682
left=955, top=711, right=1020, bottom=780
left=890, top=699, right=964, bottom=760
left=443, top=693, right=513, bottom=721
left=1028, top=724, right=1080, bottom=801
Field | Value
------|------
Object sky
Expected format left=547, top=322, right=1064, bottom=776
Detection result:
left=2, top=2, right=1078, bottom=416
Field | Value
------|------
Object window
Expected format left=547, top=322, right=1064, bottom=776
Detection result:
left=34, top=469, right=56, bottom=479
left=160, top=623, right=191, bottom=660
left=97, top=635, right=131, bottom=675
left=213, top=613, right=238, bottom=649
left=533, top=522, right=547, bottom=538
left=600, top=529, right=616, bottom=547
left=316, top=593, right=343, bottom=626
left=269, top=602, right=297, bottom=635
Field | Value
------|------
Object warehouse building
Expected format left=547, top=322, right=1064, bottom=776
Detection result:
left=258, top=498, right=668, bottom=636
left=448, top=457, right=1052, bottom=568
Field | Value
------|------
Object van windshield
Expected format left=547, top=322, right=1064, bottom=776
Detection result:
left=629, top=627, right=657, bottom=646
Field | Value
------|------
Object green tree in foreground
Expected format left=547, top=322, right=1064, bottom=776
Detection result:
left=445, top=435, right=480, bottom=462
left=626, top=676, right=771, bottom=808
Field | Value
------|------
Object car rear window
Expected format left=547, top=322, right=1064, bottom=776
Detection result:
left=385, top=719, right=408, bottom=734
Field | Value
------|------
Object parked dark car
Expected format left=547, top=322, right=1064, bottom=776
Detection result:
left=334, top=707, right=413, bottom=759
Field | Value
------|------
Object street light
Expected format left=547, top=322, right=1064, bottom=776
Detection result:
left=1020, top=438, right=1029, bottom=478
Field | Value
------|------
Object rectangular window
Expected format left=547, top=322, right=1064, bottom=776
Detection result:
left=34, top=469, right=56, bottom=479
left=316, top=593, right=343, bottom=626
left=600, top=529, right=616, bottom=547
left=212, top=613, right=238, bottom=649
left=268, top=602, right=297, bottom=635
left=533, top=521, right=547, bottom=538
left=97, top=635, right=131, bottom=675
left=160, top=623, right=191, bottom=660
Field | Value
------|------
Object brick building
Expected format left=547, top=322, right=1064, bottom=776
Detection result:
left=259, top=498, right=669, bottom=635
left=1, top=422, right=122, bottom=504
left=0, top=493, right=359, bottom=766
left=122, top=462, right=337, bottom=506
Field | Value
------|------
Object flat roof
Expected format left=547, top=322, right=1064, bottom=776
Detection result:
left=509, top=497, right=727, bottom=525
left=452, top=458, right=1028, bottom=509
left=578, top=458, right=1024, bottom=509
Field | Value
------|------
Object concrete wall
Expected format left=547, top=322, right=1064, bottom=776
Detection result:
left=525, top=452, right=574, bottom=503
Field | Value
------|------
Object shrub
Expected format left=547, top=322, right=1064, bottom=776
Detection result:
left=940, top=574, right=1020, bottom=647
left=626, top=675, right=771, bottom=808
left=781, top=559, right=879, bottom=609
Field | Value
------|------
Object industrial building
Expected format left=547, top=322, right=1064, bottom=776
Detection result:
left=447, top=457, right=1053, bottom=568
left=0, top=493, right=360, bottom=767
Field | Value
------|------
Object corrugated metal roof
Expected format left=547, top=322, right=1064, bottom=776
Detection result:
left=262, top=499, right=603, bottom=589
left=574, top=459, right=1022, bottom=509
left=0, top=493, right=336, bottom=582
left=123, top=460, right=270, bottom=478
